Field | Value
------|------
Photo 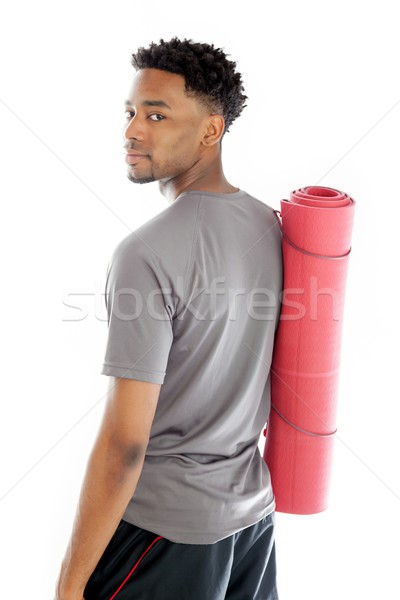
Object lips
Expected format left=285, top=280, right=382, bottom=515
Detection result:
left=125, top=153, right=148, bottom=164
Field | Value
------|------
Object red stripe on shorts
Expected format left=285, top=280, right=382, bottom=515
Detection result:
left=108, top=535, right=164, bottom=599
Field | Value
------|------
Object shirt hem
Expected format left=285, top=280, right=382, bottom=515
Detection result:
left=122, top=500, right=276, bottom=545
left=101, top=363, right=165, bottom=384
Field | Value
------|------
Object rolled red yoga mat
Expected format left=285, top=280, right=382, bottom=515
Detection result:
left=263, top=185, right=356, bottom=514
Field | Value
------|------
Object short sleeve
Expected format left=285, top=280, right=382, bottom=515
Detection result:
left=101, top=238, right=174, bottom=384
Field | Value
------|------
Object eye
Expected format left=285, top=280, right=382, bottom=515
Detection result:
left=125, top=111, right=134, bottom=119
left=149, top=114, right=165, bottom=121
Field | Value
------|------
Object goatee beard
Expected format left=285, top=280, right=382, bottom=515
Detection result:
left=127, top=172, right=156, bottom=184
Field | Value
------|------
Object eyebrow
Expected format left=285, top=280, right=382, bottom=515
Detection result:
left=124, top=99, right=172, bottom=110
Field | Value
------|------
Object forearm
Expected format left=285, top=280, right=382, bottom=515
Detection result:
left=56, top=436, right=146, bottom=597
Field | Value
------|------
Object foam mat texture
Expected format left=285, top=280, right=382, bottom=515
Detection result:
left=263, top=185, right=356, bottom=514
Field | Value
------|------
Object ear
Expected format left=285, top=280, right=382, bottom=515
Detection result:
left=202, top=114, right=225, bottom=147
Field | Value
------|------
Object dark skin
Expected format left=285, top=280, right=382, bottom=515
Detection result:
left=55, top=67, right=238, bottom=600
left=123, top=67, right=239, bottom=202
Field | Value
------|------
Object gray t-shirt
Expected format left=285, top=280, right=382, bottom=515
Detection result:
left=101, top=188, right=283, bottom=544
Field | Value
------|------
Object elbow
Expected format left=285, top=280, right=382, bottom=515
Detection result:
left=117, top=443, right=147, bottom=469
left=97, top=434, right=148, bottom=470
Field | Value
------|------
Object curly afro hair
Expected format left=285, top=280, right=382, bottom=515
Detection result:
left=130, top=37, right=247, bottom=135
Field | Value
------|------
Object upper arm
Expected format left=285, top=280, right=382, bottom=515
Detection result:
left=96, top=239, right=172, bottom=463
left=97, top=376, right=161, bottom=462
left=101, top=239, right=174, bottom=384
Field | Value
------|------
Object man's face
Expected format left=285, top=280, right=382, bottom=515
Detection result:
left=123, top=68, right=211, bottom=184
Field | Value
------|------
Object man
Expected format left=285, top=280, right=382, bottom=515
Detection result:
left=55, top=37, right=282, bottom=600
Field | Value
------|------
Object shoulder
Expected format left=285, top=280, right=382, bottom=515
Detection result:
left=241, top=190, right=282, bottom=236
left=109, top=198, right=200, bottom=275
left=243, top=190, right=278, bottom=215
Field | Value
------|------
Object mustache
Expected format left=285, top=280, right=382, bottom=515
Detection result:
left=124, top=146, right=150, bottom=153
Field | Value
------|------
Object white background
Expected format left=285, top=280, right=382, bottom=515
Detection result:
left=1, top=1, right=399, bottom=598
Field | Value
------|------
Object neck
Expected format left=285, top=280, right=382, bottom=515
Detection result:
left=159, top=150, right=238, bottom=204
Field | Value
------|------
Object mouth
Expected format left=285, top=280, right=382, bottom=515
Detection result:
left=125, top=153, right=149, bottom=164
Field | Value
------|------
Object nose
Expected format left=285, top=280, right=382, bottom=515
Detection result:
left=123, top=113, right=145, bottom=142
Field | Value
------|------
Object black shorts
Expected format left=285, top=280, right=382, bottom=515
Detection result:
left=83, top=511, right=278, bottom=600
